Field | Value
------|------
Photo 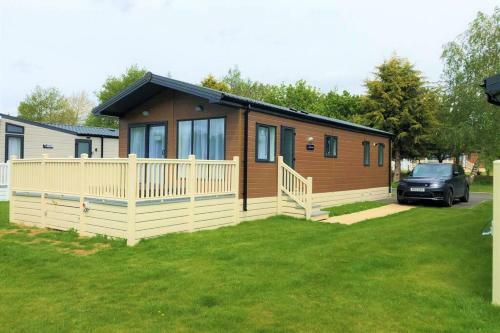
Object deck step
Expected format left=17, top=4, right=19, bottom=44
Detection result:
left=311, top=210, right=329, bottom=221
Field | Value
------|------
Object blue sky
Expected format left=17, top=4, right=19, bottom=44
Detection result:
left=0, top=0, right=497, bottom=115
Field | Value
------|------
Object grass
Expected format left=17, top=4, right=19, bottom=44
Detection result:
left=1, top=200, right=499, bottom=332
left=470, top=183, right=493, bottom=193
left=470, top=176, right=493, bottom=193
left=324, top=200, right=386, bottom=216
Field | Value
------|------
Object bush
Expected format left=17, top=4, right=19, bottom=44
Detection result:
left=473, top=175, right=493, bottom=184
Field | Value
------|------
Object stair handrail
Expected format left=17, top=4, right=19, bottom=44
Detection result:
left=277, top=156, right=313, bottom=219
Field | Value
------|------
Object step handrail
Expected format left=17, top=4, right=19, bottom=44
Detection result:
left=277, top=156, right=313, bottom=219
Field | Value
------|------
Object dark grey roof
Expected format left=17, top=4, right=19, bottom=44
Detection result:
left=93, top=72, right=392, bottom=137
left=0, top=113, right=118, bottom=138
left=44, top=123, right=119, bottom=137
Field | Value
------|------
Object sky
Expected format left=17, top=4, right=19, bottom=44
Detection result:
left=0, top=0, right=498, bottom=115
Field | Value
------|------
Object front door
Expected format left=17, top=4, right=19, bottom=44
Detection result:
left=148, top=125, right=166, bottom=158
left=129, top=123, right=167, bottom=158
left=75, top=139, right=92, bottom=157
left=281, top=126, right=295, bottom=168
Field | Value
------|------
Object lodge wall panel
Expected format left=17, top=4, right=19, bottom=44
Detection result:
left=247, top=112, right=390, bottom=198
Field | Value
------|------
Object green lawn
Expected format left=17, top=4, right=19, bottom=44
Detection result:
left=470, top=182, right=493, bottom=193
left=1, top=201, right=499, bottom=332
left=324, top=200, right=386, bottom=216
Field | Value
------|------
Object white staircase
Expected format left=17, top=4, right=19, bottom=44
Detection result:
left=277, top=156, right=328, bottom=221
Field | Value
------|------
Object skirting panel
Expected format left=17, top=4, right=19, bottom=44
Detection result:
left=240, top=197, right=278, bottom=221
left=312, top=187, right=390, bottom=209
left=135, top=196, right=239, bottom=240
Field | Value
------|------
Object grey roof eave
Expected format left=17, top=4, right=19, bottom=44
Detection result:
left=92, top=72, right=393, bottom=138
left=0, top=113, right=118, bottom=138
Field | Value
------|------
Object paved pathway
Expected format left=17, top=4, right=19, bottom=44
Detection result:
left=324, top=204, right=414, bottom=225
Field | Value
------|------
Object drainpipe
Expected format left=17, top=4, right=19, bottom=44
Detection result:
left=100, top=137, right=104, bottom=158
left=388, top=139, right=392, bottom=193
left=243, top=105, right=250, bottom=211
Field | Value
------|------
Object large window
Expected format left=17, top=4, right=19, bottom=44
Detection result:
left=324, top=135, right=338, bottom=158
left=177, top=118, right=225, bottom=160
left=128, top=123, right=167, bottom=158
left=5, top=123, right=24, bottom=161
left=363, top=141, right=370, bottom=166
left=256, top=123, right=276, bottom=162
left=378, top=143, right=385, bottom=166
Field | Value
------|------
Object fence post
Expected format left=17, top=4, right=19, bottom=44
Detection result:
left=78, top=154, right=88, bottom=236
left=277, top=156, right=283, bottom=215
left=126, top=154, right=138, bottom=246
left=233, top=156, right=240, bottom=224
left=41, top=154, right=48, bottom=228
left=188, top=155, right=196, bottom=231
left=8, top=156, right=16, bottom=223
left=306, top=176, right=313, bottom=220
left=493, top=160, right=500, bottom=304
left=6, top=159, right=11, bottom=201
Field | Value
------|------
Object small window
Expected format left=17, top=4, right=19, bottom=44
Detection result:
left=6, top=123, right=24, bottom=134
left=324, top=135, right=338, bottom=158
left=256, top=123, right=276, bottom=162
left=363, top=141, right=370, bottom=166
left=378, top=143, right=384, bottom=166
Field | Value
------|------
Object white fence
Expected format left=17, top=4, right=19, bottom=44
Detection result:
left=492, top=160, right=500, bottom=304
left=277, top=156, right=313, bottom=219
left=0, top=162, right=9, bottom=201
left=9, top=154, right=240, bottom=245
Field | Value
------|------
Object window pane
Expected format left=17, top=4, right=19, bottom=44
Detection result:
left=130, top=126, right=146, bottom=158
left=333, top=138, right=337, bottom=156
left=149, top=125, right=165, bottom=158
left=378, top=145, right=384, bottom=165
left=6, top=124, right=23, bottom=134
left=76, top=141, right=91, bottom=157
left=209, top=118, right=225, bottom=160
left=257, top=126, right=269, bottom=160
left=269, top=127, right=275, bottom=161
left=193, top=119, right=208, bottom=159
left=178, top=121, right=192, bottom=159
left=7, top=136, right=22, bottom=159
left=364, top=142, right=370, bottom=165
left=326, top=137, right=332, bottom=155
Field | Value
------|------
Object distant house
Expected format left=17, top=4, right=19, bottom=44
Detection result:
left=0, top=113, right=118, bottom=162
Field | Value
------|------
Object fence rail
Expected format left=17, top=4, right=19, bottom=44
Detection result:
left=277, top=156, right=312, bottom=219
left=10, top=154, right=240, bottom=246
left=11, top=154, right=239, bottom=201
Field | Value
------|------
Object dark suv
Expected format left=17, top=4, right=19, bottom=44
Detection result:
left=397, top=163, right=469, bottom=207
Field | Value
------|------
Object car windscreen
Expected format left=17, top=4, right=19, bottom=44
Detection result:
left=411, top=164, right=452, bottom=178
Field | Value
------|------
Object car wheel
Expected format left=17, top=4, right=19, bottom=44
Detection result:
left=397, top=196, right=407, bottom=204
left=444, top=189, right=453, bottom=207
left=460, top=186, right=469, bottom=203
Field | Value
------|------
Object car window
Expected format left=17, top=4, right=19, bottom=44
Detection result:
left=412, top=164, right=452, bottom=177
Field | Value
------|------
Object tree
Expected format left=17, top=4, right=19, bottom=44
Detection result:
left=86, top=64, right=148, bottom=128
left=18, top=86, right=76, bottom=124
left=423, top=88, right=454, bottom=162
left=319, top=90, right=364, bottom=121
left=441, top=7, right=500, bottom=170
left=65, top=91, right=95, bottom=124
left=201, top=67, right=364, bottom=122
left=361, top=56, right=438, bottom=181
left=200, top=74, right=231, bottom=92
